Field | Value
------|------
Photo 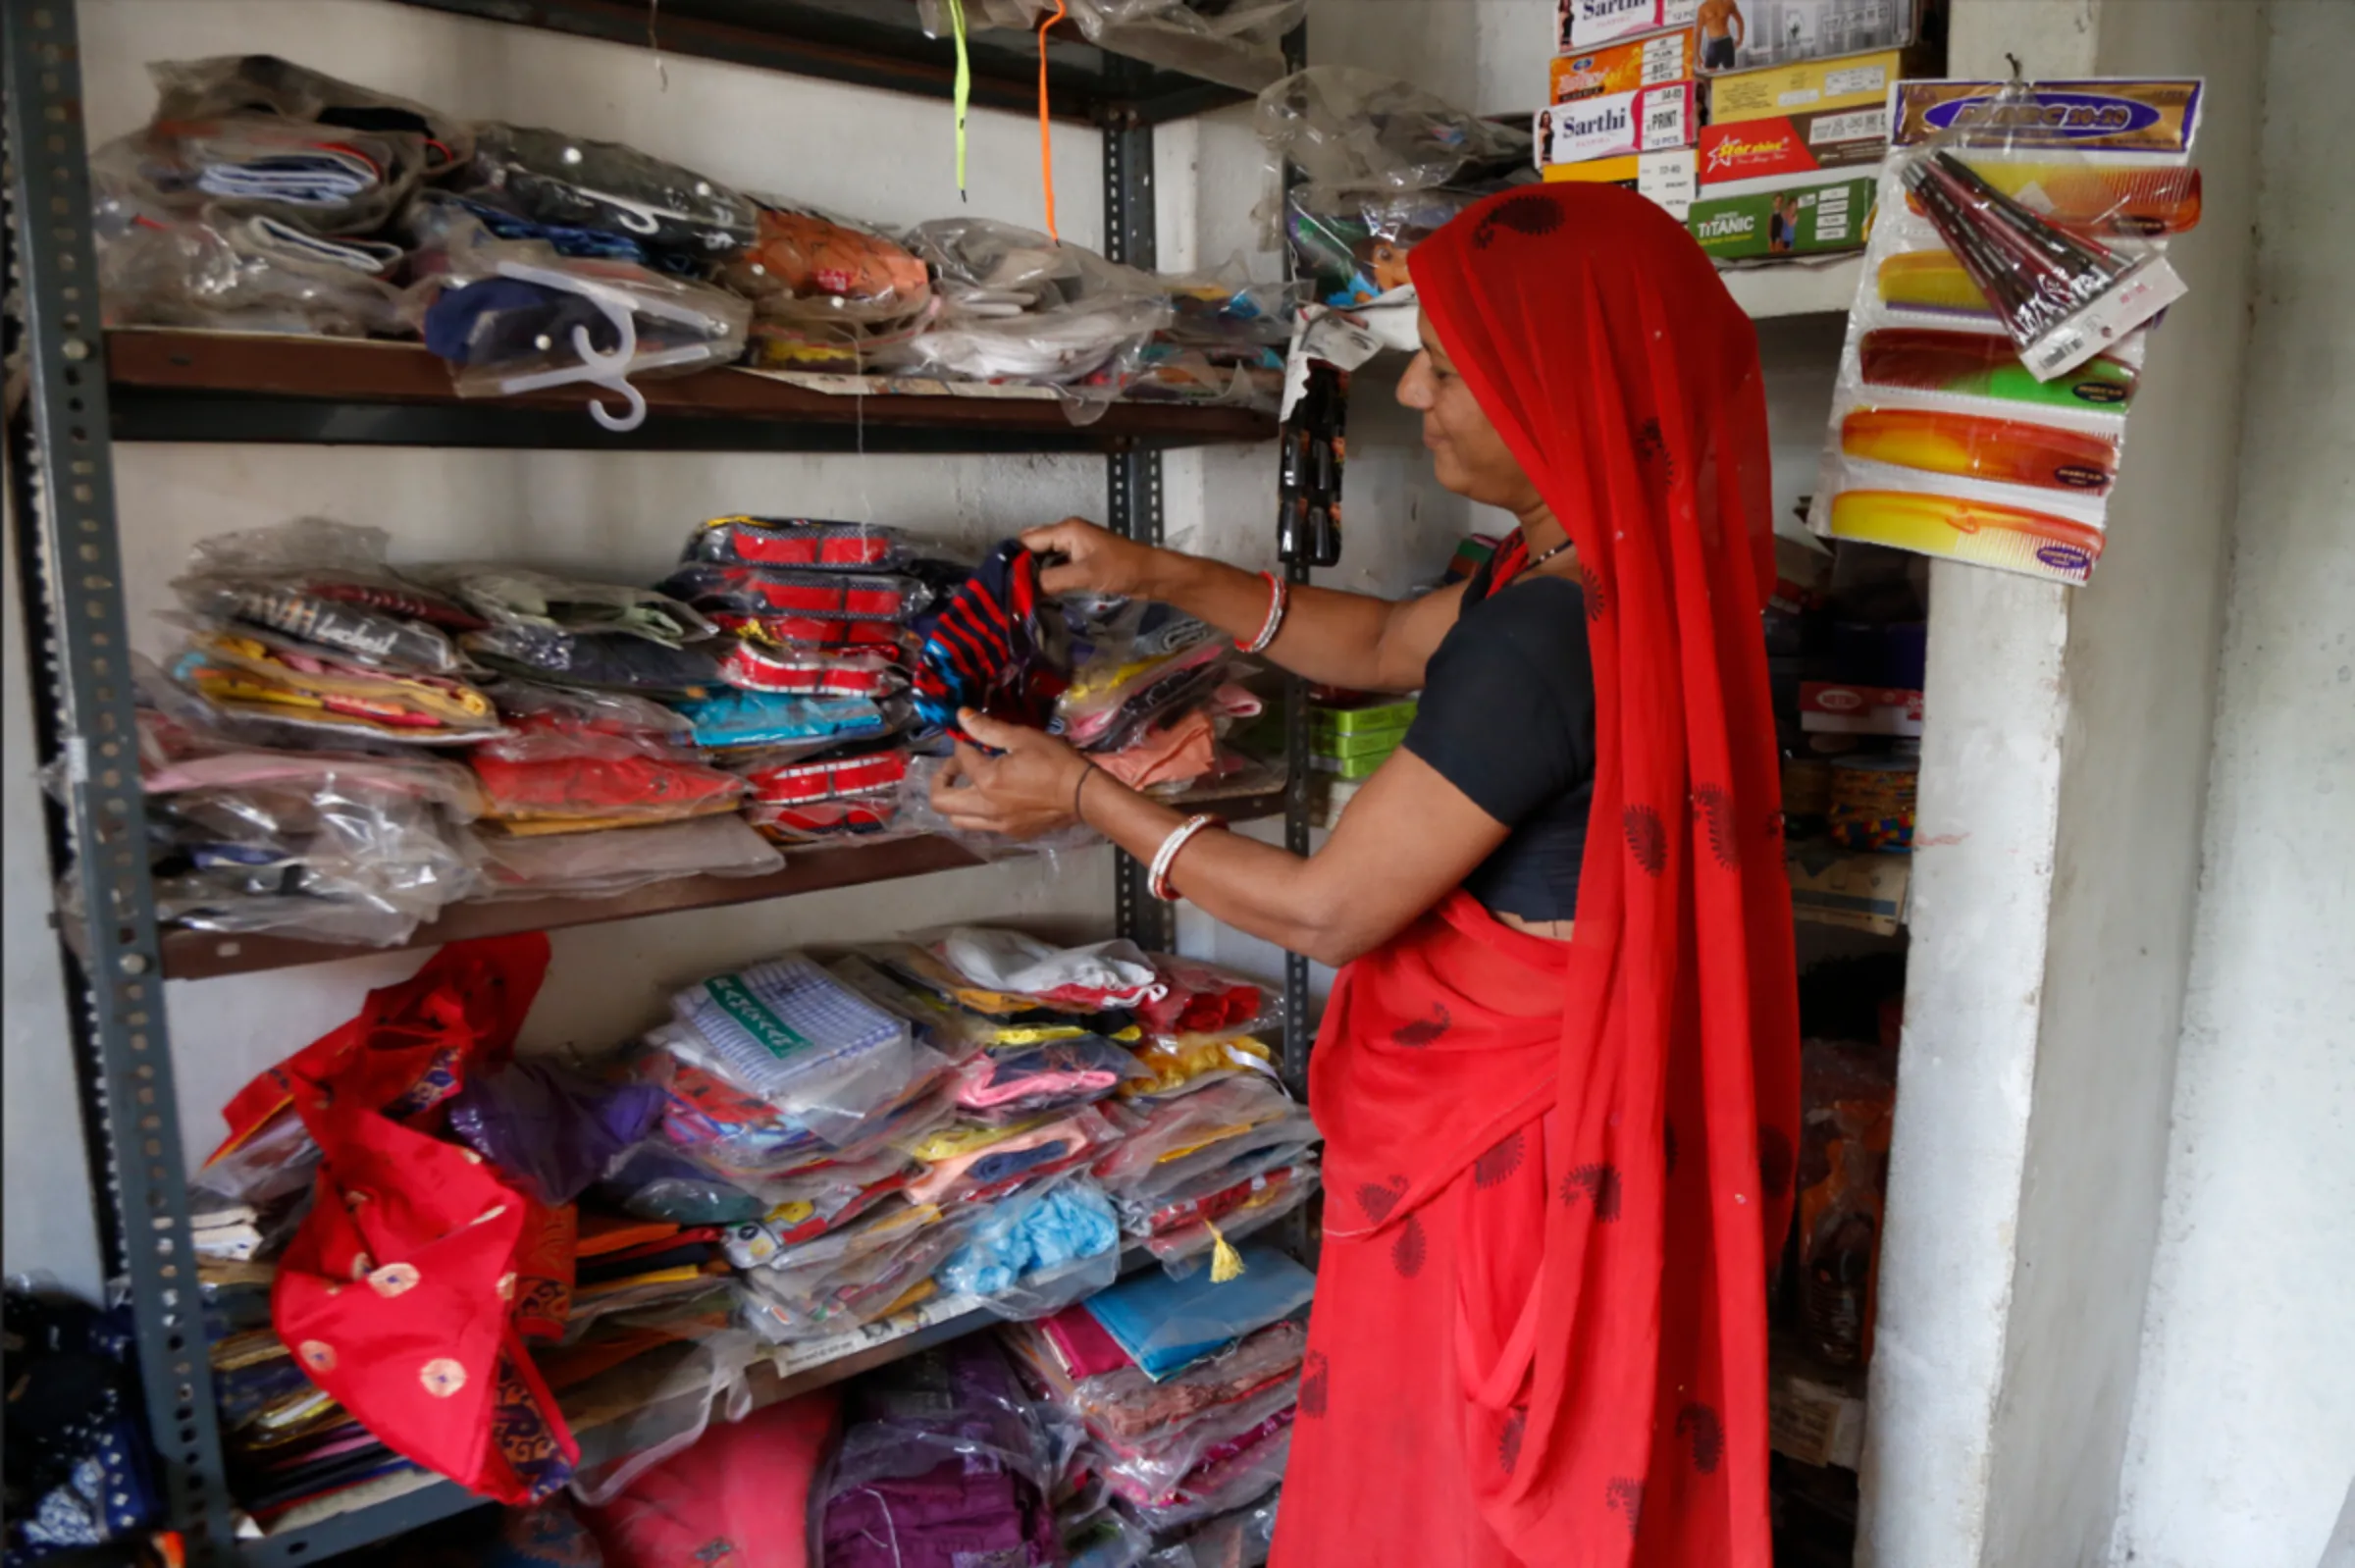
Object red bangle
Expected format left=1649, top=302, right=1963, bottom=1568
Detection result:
left=1238, top=571, right=1287, bottom=654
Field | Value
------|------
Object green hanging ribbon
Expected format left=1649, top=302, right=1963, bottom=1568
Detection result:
left=946, top=0, right=971, bottom=199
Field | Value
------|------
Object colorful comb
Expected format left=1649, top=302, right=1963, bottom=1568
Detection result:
left=1827, top=491, right=2107, bottom=585
left=1841, top=407, right=2120, bottom=495
left=1858, top=329, right=2139, bottom=411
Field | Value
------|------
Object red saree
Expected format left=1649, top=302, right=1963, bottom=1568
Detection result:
left=1274, top=185, right=1800, bottom=1568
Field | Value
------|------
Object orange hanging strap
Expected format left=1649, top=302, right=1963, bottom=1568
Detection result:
left=1036, top=0, right=1068, bottom=238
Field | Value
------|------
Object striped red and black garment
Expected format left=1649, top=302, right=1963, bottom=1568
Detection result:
left=911, top=541, right=1070, bottom=741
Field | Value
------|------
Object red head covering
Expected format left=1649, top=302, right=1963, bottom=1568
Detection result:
left=1416, top=181, right=1799, bottom=1567
left=1281, top=184, right=1799, bottom=1568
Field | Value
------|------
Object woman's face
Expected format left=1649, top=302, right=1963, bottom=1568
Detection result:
left=1397, top=314, right=1546, bottom=515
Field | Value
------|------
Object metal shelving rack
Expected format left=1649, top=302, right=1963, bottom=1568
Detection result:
left=0, top=2, right=1306, bottom=1560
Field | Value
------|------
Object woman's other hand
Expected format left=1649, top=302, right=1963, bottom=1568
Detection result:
left=1020, top=517, right=1164, bottom=599
left=929, top=709, right=1095, bottom=840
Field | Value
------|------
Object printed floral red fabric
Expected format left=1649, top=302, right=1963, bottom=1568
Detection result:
left=251, top=935, right=582, bottom=1503
left=1273, top=184, right=1801, bottom=1568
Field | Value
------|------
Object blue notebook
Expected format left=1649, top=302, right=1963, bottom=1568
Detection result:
left=1081, top=1245, right=1315, bottom=1381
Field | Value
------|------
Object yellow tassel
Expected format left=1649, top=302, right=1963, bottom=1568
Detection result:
left=1206, top=1219, right=1245, bottom=1283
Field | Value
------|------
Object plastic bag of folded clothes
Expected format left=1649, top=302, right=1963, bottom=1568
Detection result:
left=428, top=561, right=727, bottom=697
left=166, top=518, right=505, bottom=742
left=110, top=676, right=485, bottom=947
left=819, top=1337, right=1063, bottom=1568
left=935, top=1173, right=1125, bottom=1321
left=918, top=0, right=1304, bottom=93
left=404, top=196, right=750, bottom=430
left=1254, top=67, right=1533, bottom=308
left=1055, top=602, right=1265, bottom=796
left=891, top=219, right=1174, bottom=419
left=720, top=197, right=940, bottom=372
left=454, top=121, right=759, bottom=266
left=1098, top=262, right=1293, bottom=413
left=90, top=55, right=466, bottom=335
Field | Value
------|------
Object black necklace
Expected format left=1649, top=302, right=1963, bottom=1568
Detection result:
left=1510, top=535, right=1575, bottom=581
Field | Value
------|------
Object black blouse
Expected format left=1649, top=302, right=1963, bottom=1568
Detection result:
left=1399, top=567, right=1598, bottom=922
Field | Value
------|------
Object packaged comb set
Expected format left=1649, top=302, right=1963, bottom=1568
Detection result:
left=1808, top=78, right=2204, bottom=586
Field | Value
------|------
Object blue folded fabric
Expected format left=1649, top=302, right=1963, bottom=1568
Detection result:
left=1082, top=1245, right=1315, bottom=1381
left=673, top=689, right=888, bottom=750
left=937, top=1180, right=1120, bottom=1298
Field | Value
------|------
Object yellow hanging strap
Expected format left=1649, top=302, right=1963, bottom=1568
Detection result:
left=1205, top=1218, right=1246, bottom=1283
left=945, top=0, right=971, bottom=199
left=1035, top=0, right=1068, bottom=238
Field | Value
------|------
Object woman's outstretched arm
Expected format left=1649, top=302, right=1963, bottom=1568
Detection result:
left=1021, top=519, right=1464, bottom=696
left=933, top=710, right=1509, bottom=968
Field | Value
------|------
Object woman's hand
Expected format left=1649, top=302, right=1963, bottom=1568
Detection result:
left=929, top=709, right=1097, bottom=840
left=1020, top=517, right=1168, bottom=600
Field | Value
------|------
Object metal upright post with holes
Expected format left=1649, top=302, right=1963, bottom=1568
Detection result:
left=1100, top=61, right=1170, bottom=955
left=3, top=1, right=238, bottom=1561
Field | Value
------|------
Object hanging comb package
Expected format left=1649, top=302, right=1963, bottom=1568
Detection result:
left=1809, top=77, right=2203, bottom=587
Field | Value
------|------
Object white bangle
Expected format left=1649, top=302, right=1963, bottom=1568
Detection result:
left=1240, top=571, right=1288, bottom=655
left=1148, top=814, right=1221, bottom=902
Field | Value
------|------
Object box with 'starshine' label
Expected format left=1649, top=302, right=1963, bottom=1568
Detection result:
left=1541, top=149, right=1699, bottom=220
left=1559, top=0, right=1701, bottom=51
left=1549, top=30, right=1699, bottom=102
left=1536, top=81, right=1697, bottom=168
left=1704, top=44, right=1939, bottom=123
left=1699, top=106, right=1888, bottom=185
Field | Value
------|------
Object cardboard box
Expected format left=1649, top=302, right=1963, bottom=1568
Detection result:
left=1787, top=845, right=1911, bottom=935
left=1550, top=30, right=1699, bottom=102
left=1769, top=1366, right=1868, bottom=1469
left=1536, top=82, right=1697, bottom=167
left=1801, top=682, right=1923, bottom=735
left=1699, top=109, right=1887, bottom=187
left=1705, top=44, right=1938, bottom=123
left=1559, top=0, right=1701, bottom=51
left=1699, top=0, right=1932, bottom=72
left=1541, top=149, right=1699, bottom=220
left=1688, top=174, right=1875, bottom=258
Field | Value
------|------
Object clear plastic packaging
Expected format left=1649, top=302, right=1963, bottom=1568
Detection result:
left=89, top=115, right=432, bottom=239
left=1092, top=1375, right=1300, bottom=1505
left=563, top=1325, right=764, bottom=1508
left=470, top=812, right=782, bottom=900
left=932, top=928, right=1165, bottom=1011
left=936, top=1176, right=1125, bottom=1320
left=406, top=199, right=752, bottom=432
left=739, top=1202, right=970, bottom=1342
left=1120, top=1033, right=1280, bottom=1102
left=656, top=563, right=932, bottom=622
left=427, top=563, right=717, bottom=649
left=673, top=689, right=893, bottom=752
left=1057, top=629, right=1233, bottom=753
left=1075, top=1244, right=1314, bottom=1382
left=1088, top=1077, right=1299, bottom=1194
left=1253, top=67, right=1531, bottom=193
left=718, top=643, right=908, bottom=699
left=1139, top=1162, right=1317, bottom=1272
left=1137, top=957, right=1272, bottom=1040
left=170, top=626, right=501, bottom=743
left=1808, top=77, right=2204, bottom=588
left=1107, top=1422, right=1290, bottom=1527
left=1148, top=1490, right=1282, bottom=1568
left=718, top=198, right=937, bottom=371
left=1798, top=1039, right=1897, bottom=1369
left=896, top=218, right=1174, bottom=400
left=908, top=1105, right=1126, bottom=1206
left=145, top=775, right=480, bottom=945
left=923, top=0, right=1304, bottom=93
left=172, top=518, right=479, bottom=673
left=956, top=1035, right=1151, bottom=1120
left=738, top=746, right=911, bottom=806
left=148, top=54, right=471, bottom=175
left=94, top=209, right=407, bottom=337
left=475, top=683, right=700, bottom=763
left=456, top=121, right=759, bottom=259
left=1007, top=1319, right=1304, bottom=1443
left=1284, top=182, right=1493, bottom=308
left=687, top=514, right=917, bottom=572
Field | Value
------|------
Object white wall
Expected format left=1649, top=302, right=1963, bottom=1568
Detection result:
left=2109, top=6, right=2355, bottom=1565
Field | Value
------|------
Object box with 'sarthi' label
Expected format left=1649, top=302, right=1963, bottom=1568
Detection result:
left=1549, top=30, right=1699, bottom=102
left=1558, top=0, right=1701, bottom=51
left=1535, top=81, right=1697, bottom=168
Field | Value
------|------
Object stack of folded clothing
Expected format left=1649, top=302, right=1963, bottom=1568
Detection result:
left=1114, top=268, right=1292, bottom=413
left=662, top=517, right=957, bottom=845
left=1093, top=1075, right=1320, bottom=1271
left=818, top=1337, right=1063, bottom=1568
left=1006, top=1247, right=1313, bottom=1550
left=90, top=55, right=467, bottom=336
left=720, top=199, right=938, bottom=372
left=1058, top=604, right=1265, bottom=798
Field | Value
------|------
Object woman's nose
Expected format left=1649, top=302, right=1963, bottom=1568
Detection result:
left=1397, top=352, right=1434, bottom=410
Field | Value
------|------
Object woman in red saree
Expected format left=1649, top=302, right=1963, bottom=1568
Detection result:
left=934, top=183, right=1799, bottom=1567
